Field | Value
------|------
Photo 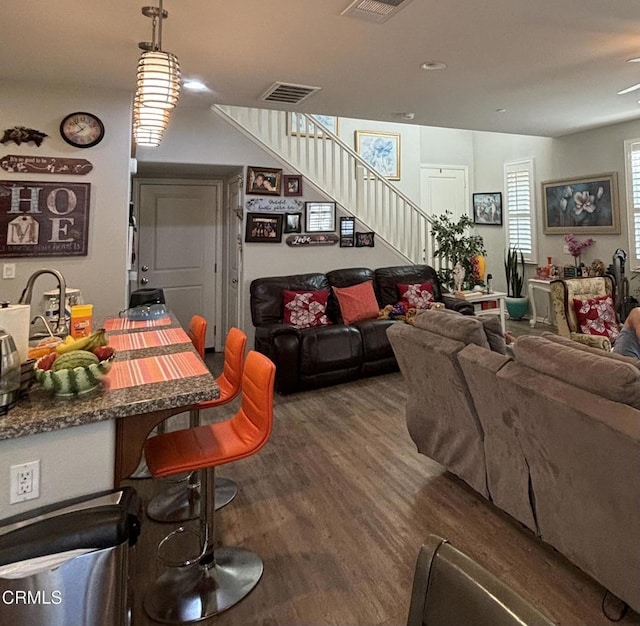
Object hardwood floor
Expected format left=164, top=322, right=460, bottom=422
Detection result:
left=127, top=341, right=639, bottom=626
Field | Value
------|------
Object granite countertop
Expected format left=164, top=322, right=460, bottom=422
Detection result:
left=0, top=321, right=219, bottom=441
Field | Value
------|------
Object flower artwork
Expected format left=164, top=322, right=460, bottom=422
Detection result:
left=355, top=131, right=400, bottom=180
left=564, top=233, right=595, bottom=266
left=542, top=173, right=619, bottom=234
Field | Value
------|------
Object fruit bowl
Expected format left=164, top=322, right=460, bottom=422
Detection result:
left=35, top=356, right=113, bottom=397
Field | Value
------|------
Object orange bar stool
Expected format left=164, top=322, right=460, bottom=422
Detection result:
left=143, top=350, right=275, bottom=623
left=147, top=326, right=247, bottom=523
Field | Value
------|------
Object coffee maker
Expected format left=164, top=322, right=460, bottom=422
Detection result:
left=0, top=329, right=20, bottom=415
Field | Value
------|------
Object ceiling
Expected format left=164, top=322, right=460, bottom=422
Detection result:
left=4, top=0, right=640, bottom=138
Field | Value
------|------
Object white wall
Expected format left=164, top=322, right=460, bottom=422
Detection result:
left=0, top=82, right=131, bottom=516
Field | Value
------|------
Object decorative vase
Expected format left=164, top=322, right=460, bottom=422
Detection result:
left=505, top=296, right=529, bottom=321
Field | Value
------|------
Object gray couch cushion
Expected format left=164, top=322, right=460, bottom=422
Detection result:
left=413, top=309, right=490, bottom=349
left=513, top=335, right=640, bottom=410
left=541, top=331, right=640, bottom=369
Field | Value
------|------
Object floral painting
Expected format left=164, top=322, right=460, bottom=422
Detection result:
left=542, top=173, right=619, bottom=234
left=288, top=114, right=338, bottom=137
left=355, top=131, right=400, bottom=180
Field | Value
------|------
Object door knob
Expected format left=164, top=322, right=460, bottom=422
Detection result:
left=141, top=265, right=149, bottom=272
left=141, top=277, right=149, bottom=285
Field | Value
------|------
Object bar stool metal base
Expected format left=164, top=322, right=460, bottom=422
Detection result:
left=146, top=477, right=238, bottom=522
left=143, top=547, right=263, bottom=623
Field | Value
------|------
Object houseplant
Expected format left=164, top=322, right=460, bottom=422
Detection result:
left=431, top=211, right=486, bottom=290
left=504, top=247, right=529, bottom=320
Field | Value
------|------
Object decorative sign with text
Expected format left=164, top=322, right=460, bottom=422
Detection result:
left=286, top=233, right=339, bottom=247
left=245, top=198, right=304, bottom=212
left=1, top=154, right=93, bottom=175
left=0, top=180, right=90, bottom=257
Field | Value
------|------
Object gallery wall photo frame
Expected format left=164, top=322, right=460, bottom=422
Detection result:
left=284, top=212, right=302, bottom=233
left=245, top=212, right=283, bottom=243
left=541, top=172, right=620, bottom=234
left=472, top=192, right=502, bottom=225
left=305, top=201, right=336, bottom=233
left=287, top=113, right=339, bottom=138
left=245, top=166, right=282, bottom=196
left=340, top=216, right=355, bottom=247
left=354, top=130, right=400, bottom=180
left=283, top=174, right=303, bottom=197
left=355, top=231, right=375, bottom=247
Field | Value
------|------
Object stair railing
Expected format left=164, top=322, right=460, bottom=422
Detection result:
left=212, top=105, right=434, bottom=264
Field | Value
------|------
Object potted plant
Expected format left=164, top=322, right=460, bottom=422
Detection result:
left=504, top=247, right=529, bottom=320
left=431, top=211, right=486, bottom=290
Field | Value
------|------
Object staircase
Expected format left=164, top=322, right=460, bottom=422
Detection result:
left=212, top=105, right=433, bottom=264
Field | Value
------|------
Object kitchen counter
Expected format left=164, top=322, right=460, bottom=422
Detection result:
left=0, top=314, right=219, bottom=485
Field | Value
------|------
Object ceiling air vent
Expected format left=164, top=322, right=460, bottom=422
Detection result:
left=341, top=0, right=415, bottom=23
left=259, top=82, right=322, bottom=105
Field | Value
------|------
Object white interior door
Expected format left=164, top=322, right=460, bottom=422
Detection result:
left=223, top=173, right=243, bottom=340
left=420, top=165, right=469, bottom=264
left=137, top=180, right=220, bottom=348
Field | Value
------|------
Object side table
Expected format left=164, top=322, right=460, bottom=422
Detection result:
left=455, top=291, right=507, bottom=334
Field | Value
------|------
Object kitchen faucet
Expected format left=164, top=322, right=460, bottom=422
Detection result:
left=19, top=269, right=68, bottom=336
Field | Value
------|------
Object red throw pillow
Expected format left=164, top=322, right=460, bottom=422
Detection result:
left=572, top=295, right=620, bottom=341
left=333, top=280, right=380, bottom=325
left=283, top=289, right=330, bottom=329
left=397, top=282, right=434, bottom=309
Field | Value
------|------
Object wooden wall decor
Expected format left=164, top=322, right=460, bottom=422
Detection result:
left=0, top=126, right=48, bottom=147
left=1, top=155, right=93, bottom=175
left=286, top=233, right=339, bottom=247
left=0, top=180, right=90, bottom=257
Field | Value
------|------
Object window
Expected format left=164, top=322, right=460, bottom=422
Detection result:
left=504, top=159, right=537, bottom=264
left=624, top=138, right=640, bottom=271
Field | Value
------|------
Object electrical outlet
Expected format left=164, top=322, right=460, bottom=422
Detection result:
left=10, top=460, right=40, bottom=503
left=2, top=263, right=15, bottom=279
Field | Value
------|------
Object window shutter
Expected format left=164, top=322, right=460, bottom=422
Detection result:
left=504, top=160, right=536, bottom=264
left=626, top=139, right=640, bottom=270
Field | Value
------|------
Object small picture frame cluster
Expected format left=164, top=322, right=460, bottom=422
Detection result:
left=472, top=192, right=502, bottom=225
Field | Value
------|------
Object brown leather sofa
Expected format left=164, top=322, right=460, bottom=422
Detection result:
left=250, top=265, right=473, bottom=393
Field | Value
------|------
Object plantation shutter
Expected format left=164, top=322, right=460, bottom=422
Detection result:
left=625, top=139, right=640, bottom=270
left=504, top=159, right=536, bottom=264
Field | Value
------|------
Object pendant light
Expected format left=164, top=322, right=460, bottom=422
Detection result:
left=133, top=0, right=180, bottom=147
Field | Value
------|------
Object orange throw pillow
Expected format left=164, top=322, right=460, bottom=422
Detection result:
left=333, top=280, right=380, bottom=325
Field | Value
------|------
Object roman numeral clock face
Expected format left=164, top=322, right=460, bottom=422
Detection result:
left=60, top=112, right=105, bottom=148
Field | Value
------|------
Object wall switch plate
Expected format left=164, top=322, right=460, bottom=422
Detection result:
left=10, top=460, right=40, bottom=503
left=2, top=263, right=15, bottom=279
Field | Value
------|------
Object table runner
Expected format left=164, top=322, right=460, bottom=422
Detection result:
left=108, top=328, right=191, bottom=351
left=103, top=316, right=173, bottom=331
left=106, top=351, right=210, bottom=390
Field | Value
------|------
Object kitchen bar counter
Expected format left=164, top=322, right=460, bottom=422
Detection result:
left=0, top=314, right=219, bottom=485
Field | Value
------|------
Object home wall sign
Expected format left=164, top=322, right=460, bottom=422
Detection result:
left=1, top=155, right=93, bottom=175
left=0, top=180, right=90, bottom=257
left=0, top=126, right=48, bottom=147
left=245, top=198, right=303, bottom=212
left=286, top=233, right=339, bottom=247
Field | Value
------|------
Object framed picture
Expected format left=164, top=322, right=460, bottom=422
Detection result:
left=355, top=130, right=400, bottom=180
left=246, top=166, right=282, bottom=196
left=355, top=231, right=375, bottom=247
left=305, top=201, right=336, bottom=233
left=245, top=212, right=283, bottom=243
left=340, top=216, right=355, bottom=247
left=284, top=212, right=302, bottom=233
left=284, top=175, right=303, bottom=197
left=472, top=192, right=502, bottom=225
left=542, top=172, right=620, bottom=234
left=287, top=113, right=338, bottom=137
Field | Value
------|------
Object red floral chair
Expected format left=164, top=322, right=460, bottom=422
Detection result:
left=550, top=277, right=621, bottom=351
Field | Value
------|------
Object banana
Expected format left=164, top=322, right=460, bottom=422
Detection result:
left=56, top=334, right=94, bottom=354
left=85, top=329, right=108, bottom=352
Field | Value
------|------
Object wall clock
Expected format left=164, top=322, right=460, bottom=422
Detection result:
left=60, top=112, right=105, bottom=148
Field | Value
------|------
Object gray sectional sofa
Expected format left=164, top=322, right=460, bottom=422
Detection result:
left=387, top=310, right=640, bottom=613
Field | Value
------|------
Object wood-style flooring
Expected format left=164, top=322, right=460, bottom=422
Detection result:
left=127, top=322, right=639, bottom=626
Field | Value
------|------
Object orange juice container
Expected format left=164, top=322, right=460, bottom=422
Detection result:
left=70, top=304, right=93, bottom=338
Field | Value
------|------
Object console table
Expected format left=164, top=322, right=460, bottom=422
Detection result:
left=528, top=278, right=552, bottom=328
